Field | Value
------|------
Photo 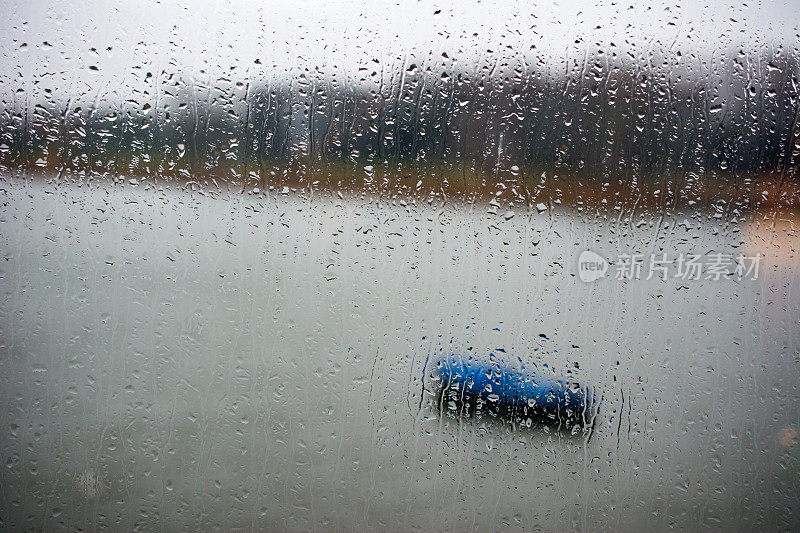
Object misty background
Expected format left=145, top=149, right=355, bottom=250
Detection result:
left=0, top=0, right=798, bottom=202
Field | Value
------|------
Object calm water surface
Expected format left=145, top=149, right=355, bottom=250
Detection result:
left=1, top=176, right=798, bottom=531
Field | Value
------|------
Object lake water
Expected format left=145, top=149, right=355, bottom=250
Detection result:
left=1, top=176, right=798, bottom=531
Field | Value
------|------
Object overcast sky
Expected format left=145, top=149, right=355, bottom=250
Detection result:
left=2, top=0, right=799, bottom=103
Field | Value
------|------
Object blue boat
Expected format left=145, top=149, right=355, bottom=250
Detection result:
left=431, top=354, right=600, bottom=430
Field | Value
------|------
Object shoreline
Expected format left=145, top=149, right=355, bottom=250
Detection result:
left=3, top=159, right=798, bottom=214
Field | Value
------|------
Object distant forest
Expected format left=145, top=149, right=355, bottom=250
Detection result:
left=1, top=43, right=798, bottom=189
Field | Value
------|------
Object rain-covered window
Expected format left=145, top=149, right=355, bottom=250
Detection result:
left=1, top=1, right=798, bottom=531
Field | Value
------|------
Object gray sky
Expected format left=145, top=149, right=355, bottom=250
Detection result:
left=2, top=0, right=799, bottom=103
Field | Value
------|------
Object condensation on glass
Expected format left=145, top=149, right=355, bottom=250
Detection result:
left=1, top=1, right=798, bottom=531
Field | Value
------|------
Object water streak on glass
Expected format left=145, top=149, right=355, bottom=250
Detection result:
left=1, top=1, right=798, bottom=531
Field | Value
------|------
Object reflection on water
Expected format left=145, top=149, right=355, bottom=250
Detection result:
left=1, top=176, right=798, bottom=531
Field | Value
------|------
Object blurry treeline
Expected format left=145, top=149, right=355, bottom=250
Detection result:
left=1, top=43, right=798, bottom=207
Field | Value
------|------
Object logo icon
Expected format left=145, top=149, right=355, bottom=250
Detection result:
left=578, top=250, right=608, bottom=282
